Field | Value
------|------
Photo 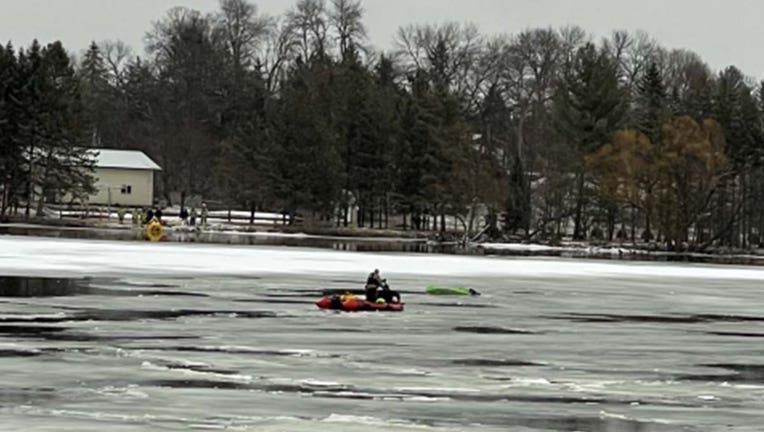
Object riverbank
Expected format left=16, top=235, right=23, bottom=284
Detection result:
left=2, top=216, right=764, bottom=266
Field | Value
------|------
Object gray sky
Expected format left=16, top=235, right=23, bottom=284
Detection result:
left=2, top=0, right=762, bottom=78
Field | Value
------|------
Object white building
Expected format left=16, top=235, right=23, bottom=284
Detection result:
left=88, top=149, right=161, bottom=207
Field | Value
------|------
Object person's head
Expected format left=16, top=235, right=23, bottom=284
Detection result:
left=373, top=269, right=379, bottom=276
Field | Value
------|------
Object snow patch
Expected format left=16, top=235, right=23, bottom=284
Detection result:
left=2, top=235, right=764, bottom=280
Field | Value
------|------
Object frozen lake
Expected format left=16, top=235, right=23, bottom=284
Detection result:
left=1, top=235, right=763, bottom=431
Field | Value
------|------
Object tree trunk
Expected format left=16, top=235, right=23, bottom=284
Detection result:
left=572, top=172, right=586, bottom=240
left=35, top=152, right=54, bottom=218
left=607, top=209, right=615, bottom=242
left=630, top=206, right=636, bottom=243
left=250, top=201, right=255, bottom=225
left=35, top=192, right=45, bottom=218
left=467, top=205, right=475, bottom=237
left=384, top=196, right=389, bottom=229
left=743, top=172, right=750, bottom=248
left=644, top=210, right=653, bottom=242
left=0, top=183, right=6, bottom=217
left=25, top=188, right=31, bottom=219
left=25, top=141, right=34, bottom=220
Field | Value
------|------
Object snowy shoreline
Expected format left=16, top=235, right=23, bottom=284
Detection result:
left=2, top=220, right=764, bottom=268
left=476, top=241, right=764, bottom=264
left=2, top=234, right=764, bottom=281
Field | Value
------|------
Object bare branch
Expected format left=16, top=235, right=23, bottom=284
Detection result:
left=329, top=0, right=367, bottom=59
left=101, top=40, right=133, bottom=87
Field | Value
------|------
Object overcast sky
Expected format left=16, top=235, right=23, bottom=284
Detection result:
left=2, top=0, right=762, bottom=78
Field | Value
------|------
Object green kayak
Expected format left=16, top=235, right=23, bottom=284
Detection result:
left=426, top=286, right=479, bottom=296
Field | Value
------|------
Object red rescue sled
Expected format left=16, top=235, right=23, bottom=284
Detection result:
left=316, top=295, right=404, bottom=312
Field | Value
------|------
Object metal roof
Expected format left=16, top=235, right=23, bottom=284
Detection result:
left=90, top=149, right=162, bottom=171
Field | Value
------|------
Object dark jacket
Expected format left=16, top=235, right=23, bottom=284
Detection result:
left=366, top=272, right=384, bottom=288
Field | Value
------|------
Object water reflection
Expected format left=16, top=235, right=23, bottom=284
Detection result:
left=2, top=224, right=761, bottom=265
left=0, top=225, right=460, bottom=254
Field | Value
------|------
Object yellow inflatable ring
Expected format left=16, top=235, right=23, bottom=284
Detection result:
left=146, top=221, right=164, bottom=242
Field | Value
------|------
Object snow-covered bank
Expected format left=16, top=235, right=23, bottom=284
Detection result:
left=477, top=241, right=764, bottom=262
left=3, top=235, right=764, bottom=281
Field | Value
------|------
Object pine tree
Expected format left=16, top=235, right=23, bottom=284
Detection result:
left=16, top=41, right=46, bottom=217
left=0, top=43, right=21, bottom=215
left=714, top=67, right=759, bottom=168
left=78, top=41, right=110, bottom=146
left=32, top=41, right=96, bottom=215
left=554, top=43, right=626, bottom=239
left=273, top=60, right=344, bottom=219
left=634, top=62, right=668, bottom=145
left=397, top=72, right=442, bottom=228
left=710, top=67, right=763, bottom=246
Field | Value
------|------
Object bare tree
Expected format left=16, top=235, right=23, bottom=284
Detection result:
left=101, top=40, right=133, bottom=87
left=214, top=0, right=270, bottom=71
left=259, top=17, right=297, bottom=93
left=603, top=30, right=658, bottom=89
left=393, top=25, right=426, bottom=71
left=286, top=0, right=330, bottom=61
left=146, top=7, right=220, bottom=66
left=394, top=22, right=484, bottom=105
left=557, top=25, right=589, bottom=73
left=462, top=35, right=507, bottom=116
left=657, top=47, right=717, bottom=122
left=501, top=28, right=562, bottom=161
left=329, top=0, right=367, bottom=60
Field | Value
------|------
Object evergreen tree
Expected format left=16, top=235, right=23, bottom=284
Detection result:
left=273, top=59, right=343, bottom=219
left=554, top=43, right=626, bottom=239
left=32, top=42, right=96, bottom=215
left=634, top=62, right=669, bottom=144
left=78, top=41, right=111, bottom=146
left=0, top=43, right=22, bottom=215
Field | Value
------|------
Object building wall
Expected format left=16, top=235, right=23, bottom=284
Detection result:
left=89, top=168, right=155, bottom=207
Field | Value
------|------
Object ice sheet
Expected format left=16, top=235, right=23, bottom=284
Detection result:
left=2, top=235, right=764, bottom=280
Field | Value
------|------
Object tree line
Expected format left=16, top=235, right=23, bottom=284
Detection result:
left=1, top=0, right=764, bottom=250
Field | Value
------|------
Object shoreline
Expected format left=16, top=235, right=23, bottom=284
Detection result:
left=2, top=217, right=764, bottom=267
